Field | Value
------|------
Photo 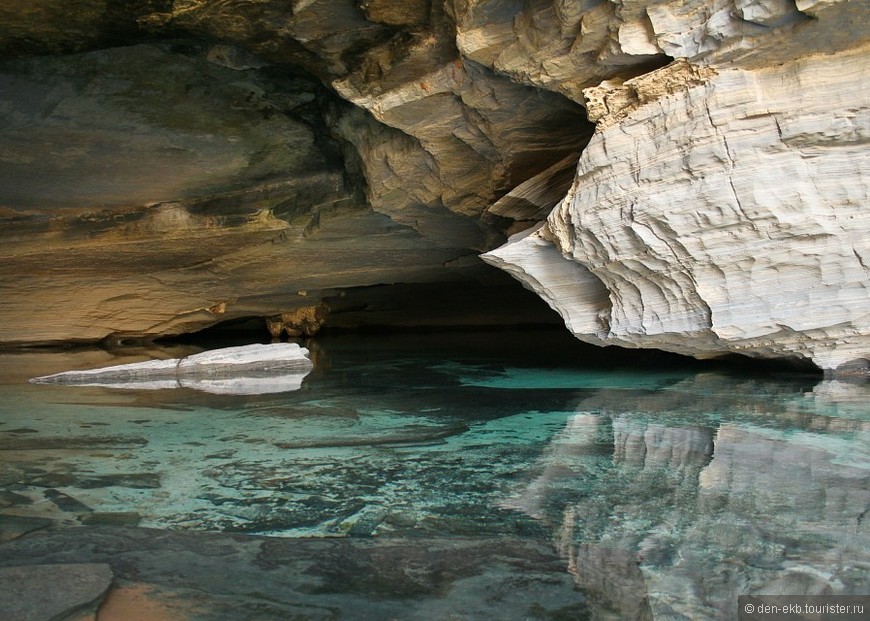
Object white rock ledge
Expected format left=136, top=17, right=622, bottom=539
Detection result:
left=483, top=47, right=870, bottom=373
left=29, top=343, right=313, bottom=394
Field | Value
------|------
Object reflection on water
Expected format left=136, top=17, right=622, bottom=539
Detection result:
left=0, top=331, right=868, bottom=619
left=505, top=376, right=870, bottom=619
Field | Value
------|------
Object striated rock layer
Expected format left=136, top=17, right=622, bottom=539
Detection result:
left=0, top=0, right=867, bottom=364
left=484, top=1, right=870, bottom=372
left=0, top=2, right=591, bottom=345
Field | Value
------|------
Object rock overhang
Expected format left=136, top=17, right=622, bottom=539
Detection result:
left=0, top=0, right=866, bottom=373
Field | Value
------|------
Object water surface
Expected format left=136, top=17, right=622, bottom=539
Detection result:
left=0, top=330, right=867, bottom=619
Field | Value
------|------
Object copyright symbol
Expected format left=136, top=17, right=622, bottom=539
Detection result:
left=744, top=604, right=755, bottom=614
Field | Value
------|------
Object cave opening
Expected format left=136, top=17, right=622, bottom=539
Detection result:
left=162, top=278, right=823, bottom=381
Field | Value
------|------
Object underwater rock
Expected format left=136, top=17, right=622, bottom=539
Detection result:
left=0, top=563, right=113, bottom=621
left=29, top=343, right=313, bottom=395
left=0, top=515, right=52, bottom=544
left=0, top=528, right=588, bottom=620
left=44, top=489, right=93, bottom=513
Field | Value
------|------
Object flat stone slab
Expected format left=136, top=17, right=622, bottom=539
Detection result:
left=29, top=343, right=312, bottom=394
left=0, top=515, right=52, bottom=544
left=0, top=563, right=113, bottom=621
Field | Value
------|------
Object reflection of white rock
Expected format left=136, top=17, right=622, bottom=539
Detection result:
left=698, top=423, right=870, bottom=523
left=29, top=343, right=313, bottom=395
left=75, top=379, right=183, bottom=391
left=177, top=375, right=307, bottom=395
left=504, top=380, right=870, bottom=620
left=613, top=419, right=714, bottom=471
left=502, top=413, right=607, bottom=519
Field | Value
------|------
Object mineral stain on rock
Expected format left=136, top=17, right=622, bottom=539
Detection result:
left=96, top=583, right=192, bottom=621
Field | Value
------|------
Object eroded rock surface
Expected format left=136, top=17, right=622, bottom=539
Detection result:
left=483, top=1, right=870, bottom=371
left=0, top=0, right=867, bottom=368
left=0, top=3, right=590, bottom=345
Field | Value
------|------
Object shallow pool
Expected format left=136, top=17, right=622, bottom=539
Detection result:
left=1, top=330, right=867, bottom=619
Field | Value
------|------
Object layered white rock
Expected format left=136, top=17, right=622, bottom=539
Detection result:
left=453, top=0, right=866, bottom=102
left=484, top=46, right=870, bottom=371
left=29, top=343, right=313, bottom=394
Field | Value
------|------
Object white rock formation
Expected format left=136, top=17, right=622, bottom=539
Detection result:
left=29, top=343, right=313, bottom=394
left=484, top=44, right=870, bottom=371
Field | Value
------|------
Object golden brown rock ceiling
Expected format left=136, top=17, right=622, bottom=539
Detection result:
left=0, top=1, right=595, bottom=344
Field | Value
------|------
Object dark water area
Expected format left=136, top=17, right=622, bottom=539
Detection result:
left=0, top=329, right=867, bottom=620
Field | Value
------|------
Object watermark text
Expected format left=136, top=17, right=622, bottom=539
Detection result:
left=739, top=596, right=869, bottom=620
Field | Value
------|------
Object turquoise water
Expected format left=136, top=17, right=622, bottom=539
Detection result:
left=1, top=330, right=868, bottom=619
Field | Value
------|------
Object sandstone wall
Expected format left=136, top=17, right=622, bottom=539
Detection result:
left=0, top=3, right=589, bottom=344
